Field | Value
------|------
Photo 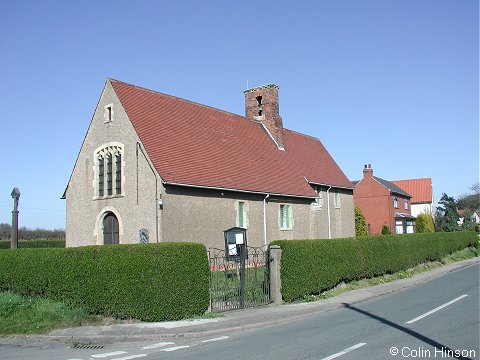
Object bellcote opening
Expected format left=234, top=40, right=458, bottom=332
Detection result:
left=256, top=96, right=263, bottom=116
left=244, top=84, right=284, bottom=150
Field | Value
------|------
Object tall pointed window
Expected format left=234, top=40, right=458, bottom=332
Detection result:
left=98, top=155, right=104, bottom=197
left=115, top=153, right=122, bottom=195
left=106, top=154, right=113, bottom=195
left=95, top=144, right=124, bottom=198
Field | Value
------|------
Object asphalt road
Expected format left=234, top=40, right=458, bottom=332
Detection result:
left=1, top=262, right=478, bottom=360
left=151, top=262, right=479, bottom=360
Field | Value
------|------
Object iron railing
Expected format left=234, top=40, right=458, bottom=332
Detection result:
left=209, top=246, right=270, bottom=312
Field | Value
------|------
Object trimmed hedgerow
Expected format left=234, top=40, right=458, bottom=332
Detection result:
left=271, top=231, right=478, bottom=303
left=0, top=243, right=210, bottom=321
left=0, top=239, right=65, bottom=249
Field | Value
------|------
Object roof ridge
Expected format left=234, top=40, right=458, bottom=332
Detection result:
left=391, top=177, right=432, bottom=182
left=284, top=128, right=320, bottom=142
left=374, top=176, right=411, bottom=197
left=109, top=78, right=249, bottom=122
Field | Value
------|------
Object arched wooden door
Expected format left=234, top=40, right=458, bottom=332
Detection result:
left=103, top=212, right=119, bottom=245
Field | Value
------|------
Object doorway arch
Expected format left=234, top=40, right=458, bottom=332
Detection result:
left=103, top=212, right=119, bottom=244
left=94, top=207, right=123, bottom=245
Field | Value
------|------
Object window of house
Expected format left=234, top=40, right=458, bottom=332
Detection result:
left=279, top=204, right=293, bottom=230
left=98, top=155, right=104, bottom=197
left=104, top=104, right=113, bottom=123
left=395, top=220, right=404, bottom=234
left=334, top=191, right=341, bottom=208
left=106, top=154, right=113, bottom=195
left=404, top=198, right=409, bottom=210
left=393, top=196, right=398, bottom=208
left=115, top=153, right=122, bottom=195
left=314, top=187, right=323, bottom=208
left=237, top=201, right=248, bottom=228
left=406, top=221, right=414, bottom=233
left=95, top=144, right=123, bottom=198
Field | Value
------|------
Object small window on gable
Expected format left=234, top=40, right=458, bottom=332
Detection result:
left=104, top=104, right=113, bottom=123
left=393, top=196, right=398, bottom=208
left=404, top=198, right=409, bottom=210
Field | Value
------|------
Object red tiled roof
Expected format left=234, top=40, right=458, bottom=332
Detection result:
left=111, top=80, right=352, bottom=198
left=391, top=178, right=432, bottom=204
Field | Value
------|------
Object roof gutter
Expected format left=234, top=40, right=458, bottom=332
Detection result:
left=307, top=180, right=355, bottom=191
left=163, top=181, right=316, bottom=200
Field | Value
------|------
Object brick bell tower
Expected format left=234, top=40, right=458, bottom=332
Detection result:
left=244, top=84, right=285, bottom=150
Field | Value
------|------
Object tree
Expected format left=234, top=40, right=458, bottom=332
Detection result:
left=381, top=224, right=391, bottom=235
left=460, top=209, right=476, bottom=231
left=415, top=214, right=435, bottom=233
left=435, top=193, right=460, bottom=232
left=457, top=182, right=480, bottom=211
left=354, top=207, right=368, bottom=236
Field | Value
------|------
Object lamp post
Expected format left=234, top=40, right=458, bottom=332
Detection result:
left=11, top=188, right=20, bottom=249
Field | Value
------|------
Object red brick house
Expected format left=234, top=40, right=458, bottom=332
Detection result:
left=353, top=164, right=415, bottom=235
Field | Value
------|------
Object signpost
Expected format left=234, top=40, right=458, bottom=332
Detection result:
left=11, top=188, right=20, bottom=249
left=224, top=227, right=248, bottom=308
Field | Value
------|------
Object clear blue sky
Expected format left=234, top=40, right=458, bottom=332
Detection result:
left=0, top=0, right=478, bottom=230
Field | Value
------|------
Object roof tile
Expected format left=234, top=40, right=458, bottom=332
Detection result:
left=111, top=79, right=352, bottom=197
left=391, top=178, right=433, bottom=204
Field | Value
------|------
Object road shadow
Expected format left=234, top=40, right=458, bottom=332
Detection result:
left=343, top=303, right=474, bottom=360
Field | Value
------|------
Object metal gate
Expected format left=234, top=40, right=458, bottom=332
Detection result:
left=208, top=246, right=270, bottom=313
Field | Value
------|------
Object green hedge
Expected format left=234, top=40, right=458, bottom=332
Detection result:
left=0, top=239, right=65, bottom=249
left=271, top=231, right=478, bottom=303
left=0, top=243, right=210, bottom=321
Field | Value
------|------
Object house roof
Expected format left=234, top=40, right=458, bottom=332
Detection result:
left=352, top=176, right=411, bottom=198
left=374, top=177, right=411, bottom=198
left=110, top=79, right=353, bottom=198
left=391, top=178, right=432, bottom=204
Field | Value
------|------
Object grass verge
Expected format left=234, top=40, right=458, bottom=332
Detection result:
left=300, top=246, right=479, bottom=303
left=0, top=293, right=221, bottom=336
left=0, top=292, right=104, bottom=335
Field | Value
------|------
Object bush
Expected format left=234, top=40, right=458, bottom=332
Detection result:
left=271, top=231, right=478, bottom=302
left=416, top=214, right=435, bottom=233
left=381, top=224, right=392, bottom=235
left=355, top=207, right=368, bottom=236
left=0, top=243, right=210, bottom=321
left=0, top=239, right=65, bottom=249
left=0, top=224, right=64, bottom=241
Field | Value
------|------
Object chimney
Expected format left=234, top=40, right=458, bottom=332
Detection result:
left=363, top=164, right=373, bottom=178
left=244, top=84, right=284, bottom=150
